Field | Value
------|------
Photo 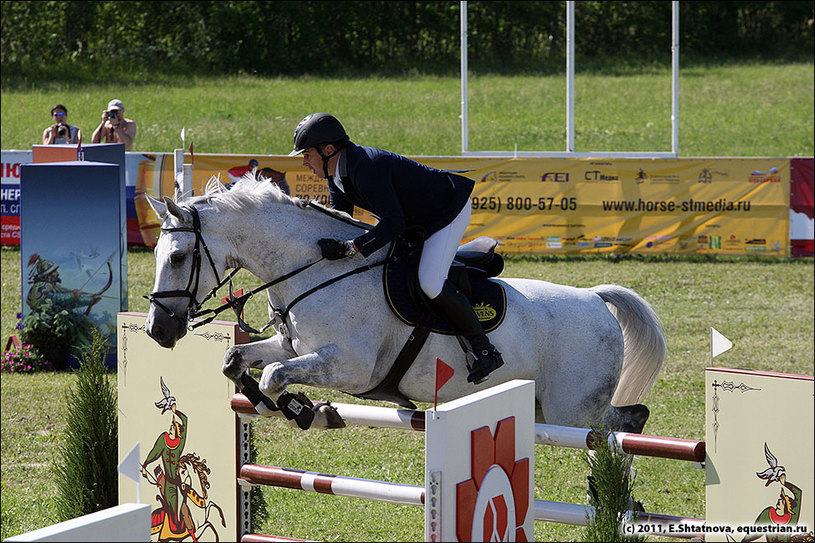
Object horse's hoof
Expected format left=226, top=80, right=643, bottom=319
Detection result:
left=315, top=402, right=346, bottom=429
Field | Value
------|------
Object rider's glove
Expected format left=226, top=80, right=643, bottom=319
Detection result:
left=318, top=238, right=357, bottom=260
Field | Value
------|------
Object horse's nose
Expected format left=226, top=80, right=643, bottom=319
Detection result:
left=147, top=322, right=176, bottom=349
left=146, top=322, right=164, bottom=343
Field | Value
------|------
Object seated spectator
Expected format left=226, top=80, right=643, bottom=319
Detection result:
left=91, top=98, right=137, bottom=150
left=42, top=104, right=81, bottom=144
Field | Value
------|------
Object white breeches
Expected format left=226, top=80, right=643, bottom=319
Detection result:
left=417, top=203, right=471, bottom=299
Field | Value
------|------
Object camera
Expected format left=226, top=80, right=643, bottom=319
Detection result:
left=56, top=122, right=67, bottom=137
left=106, top=110, right=118, bottom=119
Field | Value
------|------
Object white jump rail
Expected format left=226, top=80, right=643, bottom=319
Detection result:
left=231, top=393, right=705, bottom=463
left=239, top=463, right=425, bottom=506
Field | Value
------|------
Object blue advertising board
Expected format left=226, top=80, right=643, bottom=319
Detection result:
left=20, top=161, right=127, bottom=367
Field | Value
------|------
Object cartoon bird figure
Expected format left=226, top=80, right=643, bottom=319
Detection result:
left=756, top=442, right=785, bottom=486
left=154, top=377, right=176, bottom=414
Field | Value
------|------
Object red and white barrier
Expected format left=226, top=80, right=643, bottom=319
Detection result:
left=240, top=463, right=425, bottom=506
left=231, top=393, right=426, bottom=431
left=232, top=393, right=705, bottom=462
left=234, top=381, right=706, bottom=541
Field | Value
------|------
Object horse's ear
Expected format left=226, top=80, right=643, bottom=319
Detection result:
left=145, top=194, right=167, bottom=220
left=163, top=196, right=191, bottom=224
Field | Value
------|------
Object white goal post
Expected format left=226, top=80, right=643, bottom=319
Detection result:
left=460, top=1, right=680, bottom=158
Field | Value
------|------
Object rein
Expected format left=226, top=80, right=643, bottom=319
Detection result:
left=146, top=200, right=386, bottom=334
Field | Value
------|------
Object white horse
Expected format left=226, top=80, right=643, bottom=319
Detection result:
left=145, top=177, right=666, bottom=432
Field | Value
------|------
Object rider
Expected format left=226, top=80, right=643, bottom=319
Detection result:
left=288, top=112, right=503, bottom=384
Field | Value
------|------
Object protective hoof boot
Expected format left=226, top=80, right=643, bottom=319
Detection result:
left=278, top=391, right=315, bottom=430
left=467, top=348, right=504, bottom=384
left=240, top=373, right=279, bottom=416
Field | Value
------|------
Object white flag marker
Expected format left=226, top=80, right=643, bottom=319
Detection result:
left=117, top=442, right=141, bottom=503
left=180, top=127, right=186, bottom=144
left=710, top=327, right=733, bottom=362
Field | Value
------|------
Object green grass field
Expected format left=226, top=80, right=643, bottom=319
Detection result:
left=1, top=62, right=813, bottom=157
left=2, top=247, right=813, bottom=541
left=1, top=61, right=814, bottom=541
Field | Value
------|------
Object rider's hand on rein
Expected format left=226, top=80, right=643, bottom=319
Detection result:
left=318, top=238, right=357, bottom=260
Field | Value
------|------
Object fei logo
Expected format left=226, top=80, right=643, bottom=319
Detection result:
left=456, top=417, right=531, bottom=541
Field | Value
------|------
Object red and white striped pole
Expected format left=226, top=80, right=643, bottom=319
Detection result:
left=239, top=463, right=425, bottom=507
left=232, top=393, right=704, bottom=462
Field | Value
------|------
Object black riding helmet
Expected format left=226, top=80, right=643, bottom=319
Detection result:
left=288, top=113, right=350, bottom=179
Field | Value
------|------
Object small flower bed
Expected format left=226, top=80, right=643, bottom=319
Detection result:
left=1, top=343, right=53, bottom=373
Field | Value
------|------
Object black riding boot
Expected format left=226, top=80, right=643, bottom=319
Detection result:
left=429, top=281, right=504, bottom=384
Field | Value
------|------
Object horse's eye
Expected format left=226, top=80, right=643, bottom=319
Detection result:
left=169, top=252, right=186, bottom=266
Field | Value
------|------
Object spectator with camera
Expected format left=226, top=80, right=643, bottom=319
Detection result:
left=42, top=104, right=81, bottom=145
left=91, top=98, right=137, bottom=150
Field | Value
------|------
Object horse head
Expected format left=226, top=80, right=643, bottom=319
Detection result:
left=144, top=194, right=230, bottom=348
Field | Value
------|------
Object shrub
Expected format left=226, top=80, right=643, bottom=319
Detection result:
left=20, top=298, right=97, bottom=369
left=584, top=428, right=646, bottom=542
left=53, top=327, right=118, bottom=521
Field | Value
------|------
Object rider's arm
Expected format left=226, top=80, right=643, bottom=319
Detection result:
left=349, top=163, right=406, bottom=257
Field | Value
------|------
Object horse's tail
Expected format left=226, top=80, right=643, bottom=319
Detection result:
left=589, top=284, right=667, bottom=406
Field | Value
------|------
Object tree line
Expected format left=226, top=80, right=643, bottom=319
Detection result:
left=2, top=1, right=812, bottom=77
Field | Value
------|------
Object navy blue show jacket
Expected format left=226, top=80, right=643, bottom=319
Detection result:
left=328, top=142, right=475, bottom=257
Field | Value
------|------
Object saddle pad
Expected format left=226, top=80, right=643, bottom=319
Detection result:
left=383, top=243, right=506, bottom=335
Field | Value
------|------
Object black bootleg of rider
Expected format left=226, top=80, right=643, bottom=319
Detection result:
left=289, top=113, right=504, bottom=384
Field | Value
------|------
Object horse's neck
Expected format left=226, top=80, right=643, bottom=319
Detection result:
left=224, top=203, right=364, bottom=289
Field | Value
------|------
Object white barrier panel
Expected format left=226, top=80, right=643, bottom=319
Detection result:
left=705, top=368, right=814, bottom=542
left=5, top=503, right=150, bottom=542
left=425, top=379, right=535, bottom=542
left=117, top=312, right=250, bottom=542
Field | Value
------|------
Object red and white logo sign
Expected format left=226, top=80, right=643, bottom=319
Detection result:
left=456, top=417, right=530, bottom=542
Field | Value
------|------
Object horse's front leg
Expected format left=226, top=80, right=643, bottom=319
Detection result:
left=258, top=343, right=364, bottom=430
left=258, top=343, right=361, bottom=397
left=222, top=334, right=295, bottom=415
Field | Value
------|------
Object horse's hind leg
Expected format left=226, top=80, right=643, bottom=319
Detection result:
left=601, top=404, right=650, bottom=434
left=587, top=404, right=650, bottom=513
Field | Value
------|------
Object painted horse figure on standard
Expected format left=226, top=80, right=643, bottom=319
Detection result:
left=145, top=177, right=666, bottom=433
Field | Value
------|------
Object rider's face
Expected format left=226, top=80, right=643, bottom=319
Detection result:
left=302, top=148, right=324, bottom=178
left=302, top=145, right=337, bottom=179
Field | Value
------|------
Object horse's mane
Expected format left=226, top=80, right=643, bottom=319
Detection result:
left=186, top=174, right=295, bottom=213
left=184, top=173, right=365, bottom=229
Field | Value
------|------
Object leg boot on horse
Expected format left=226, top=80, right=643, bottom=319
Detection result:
left=429, top=280, right=504, bottom=384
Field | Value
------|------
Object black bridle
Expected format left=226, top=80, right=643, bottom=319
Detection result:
left=145, top=202, right=386, bottom=334
left=145, top=206, right=243, bottom=330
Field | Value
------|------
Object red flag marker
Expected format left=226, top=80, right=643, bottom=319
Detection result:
left=434, top=357, right=455, bottom=410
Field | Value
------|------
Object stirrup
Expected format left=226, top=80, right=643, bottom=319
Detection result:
left=466, top=347, right=504, bottom=384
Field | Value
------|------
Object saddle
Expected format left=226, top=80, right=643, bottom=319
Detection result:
left=349, top=235, right=506, bottom=409
left=383, top=235, right=507, bottom=333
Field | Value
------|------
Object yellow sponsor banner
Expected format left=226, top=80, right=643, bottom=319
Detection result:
left=135, top=154, right=789, bottom=256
